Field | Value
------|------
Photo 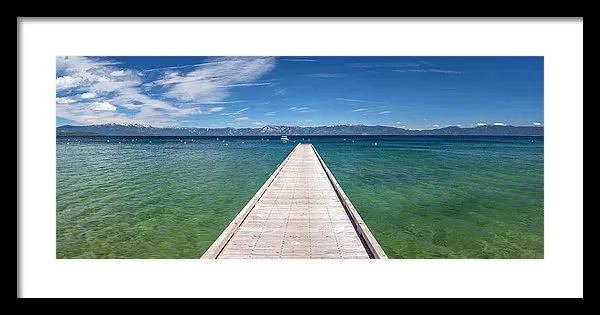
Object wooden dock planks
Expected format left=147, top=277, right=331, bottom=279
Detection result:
left=201, top=143, right=387, bottom=259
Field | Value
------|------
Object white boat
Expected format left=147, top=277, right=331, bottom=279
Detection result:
left=280, top=135, right=289, bottom=142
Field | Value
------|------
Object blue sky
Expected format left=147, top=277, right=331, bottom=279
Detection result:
left=56, top=56, right=543, bottom=129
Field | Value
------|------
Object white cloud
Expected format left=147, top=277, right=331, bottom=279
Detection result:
left=80, top=92, right=97, bottom=99
left=56, top=75, right=84, bottom=90
left=54, top=57, right=275, bottom=127
left=156, top=56, right=275, bottom=103
left=352, top=108, right=370, bottom=112
left=533, top=122, right=543, bottom=126
left=494, top=122, right=506, bottom=126
left=56, top=97, right=77, bottom=104
left=91, top=101, right=117, bottom=111
left=379, top=111, right=391, bottom=114
left=265, top=112, right=276, bottom=116
left=55, top=57, right=168, bottom=125
left=254, top=122, right=263, bottom=126
left=236, top=116, right=249, bottom=121
left=56, top=57, right=141, bottom=93
left=477, top=123, right=487, bottom=126
left=275, top=88, right=287, bottom=95
left=432, top=124, right=440, bottom=127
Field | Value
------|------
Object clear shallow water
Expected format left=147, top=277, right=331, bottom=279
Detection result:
left=57, top=136, right=543, bottom=258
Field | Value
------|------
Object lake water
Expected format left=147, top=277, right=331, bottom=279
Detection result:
left=56, top=136, right=543, bottom=258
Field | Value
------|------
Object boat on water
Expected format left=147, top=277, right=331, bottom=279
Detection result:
left=280, top=135, right=289, bottom=142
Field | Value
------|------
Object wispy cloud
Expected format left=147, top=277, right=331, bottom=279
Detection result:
left=349, top=61, right=462, bottom=74
left=254, top=121, right=263, bottom=126
left=336, top=98, right=367, bottom=103
left=142, top=60, right=261, bottom=72
left=494, top=122, right=506, bottom=126
left=265, top=112, right=276, bottom=116
left=428, top=69, right=462, bottom=74
left=477, top=123, right=487, bottom=126
left=306, top=73, right=343, bottom=78
left=393, top=69, right=427, bottom=73
left=216, top=82, right=272, bottom=88
left=283, top=58, right=317, bottom=62
left=379, top=111, right=391, bottom=114
left=289, top=107, right=315, bottom=113
left=352, top=108, right=370, bottom=112
left=235, top=116, right=249, bottom=121
left=432, top=124, right=440, bottom=127
left=199, top=100, right=247, bottom=105
left=533, top=122, right=543, bottom=126
left=154, top=57, right=276, bottom=103
left=275, top=88, right=287, bottom=95
left=142, top=63, right=206, bottom=72
left=223, top=107, right=250, bottom=116
left=209, top=107, right=224, bottom=113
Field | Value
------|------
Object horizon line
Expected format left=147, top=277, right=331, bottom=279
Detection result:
left=56, top=123, right=544, bottom=131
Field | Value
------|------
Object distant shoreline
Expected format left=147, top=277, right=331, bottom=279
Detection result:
left=57, top=124, right=544, bottom=137
left=57, top=134, right=544, bottom=138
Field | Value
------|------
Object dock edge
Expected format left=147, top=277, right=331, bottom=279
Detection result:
left=200, top=144, right=301, bottom=259
left=310, top=144, right=388, bottom=259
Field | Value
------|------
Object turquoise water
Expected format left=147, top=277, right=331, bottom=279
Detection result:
left=56, top=136, right=543, bottom=259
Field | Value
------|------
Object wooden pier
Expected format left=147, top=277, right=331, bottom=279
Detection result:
left=201, top=143, right=387, bottom=259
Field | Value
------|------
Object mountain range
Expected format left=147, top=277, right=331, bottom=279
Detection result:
left=56, top=123, right=544, bottom=137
